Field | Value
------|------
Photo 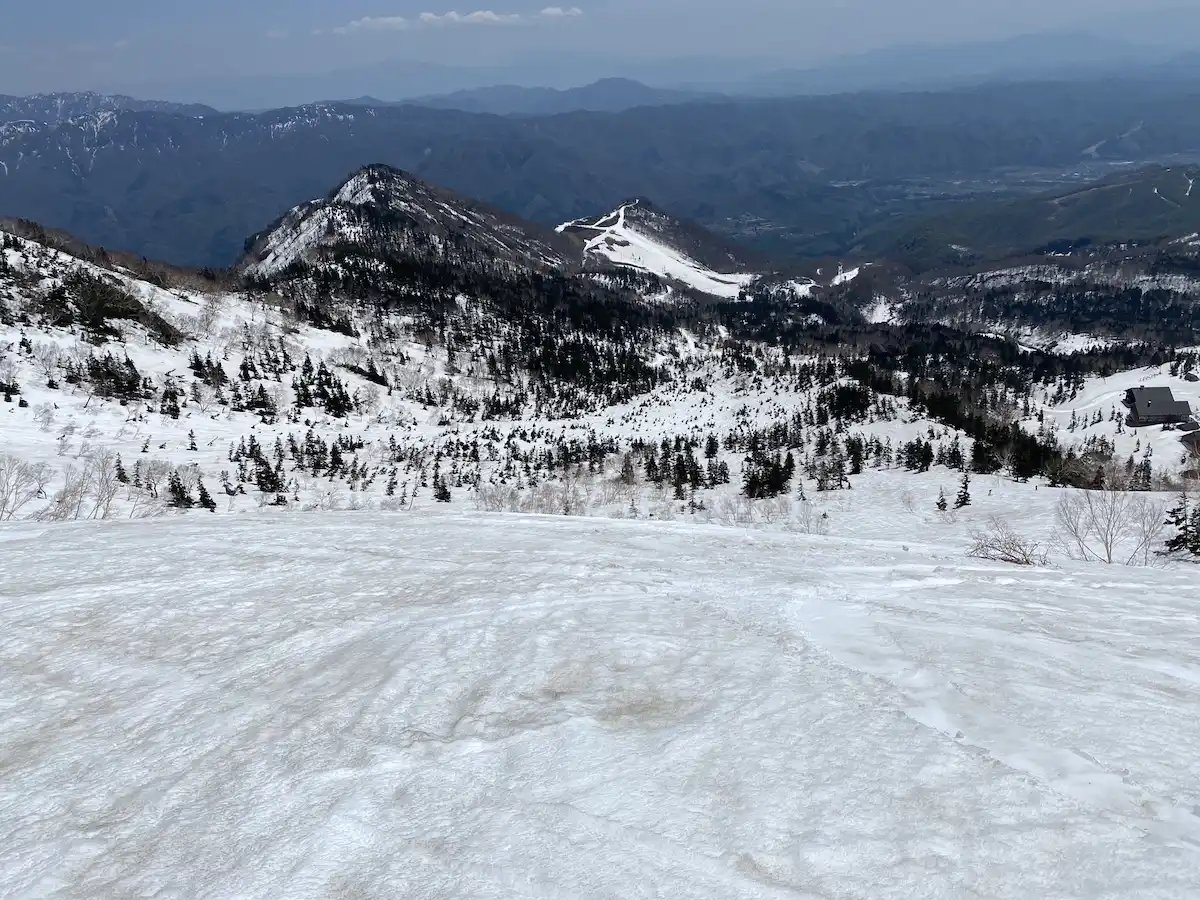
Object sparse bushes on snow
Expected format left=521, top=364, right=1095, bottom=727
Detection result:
left=968, top=517, right=1049, bottom=566
left=1052, top=474, right=1166, bottom=567
left=0, top=454, right=53, bottom=520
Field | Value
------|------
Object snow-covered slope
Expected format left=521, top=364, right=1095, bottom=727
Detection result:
left=3, top=510, right=1199, bottom=897
left=243, top=164, right=577, bottom=278
left=559, top=200, right=759, bottom=299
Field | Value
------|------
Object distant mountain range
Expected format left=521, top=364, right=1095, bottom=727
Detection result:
left=721, top=34, right=1199, bottom=97
left=0, top=92, right=216, bottom=124
left=4, top=79, right=1200, bottom=268
left=94, top=25, right=1200, bottom=112
left=373, top=78, right=714, bottom=117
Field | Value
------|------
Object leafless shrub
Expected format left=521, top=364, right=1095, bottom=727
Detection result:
left=33, top=403, right=55, bottom=432
left=0, top=455, right=54, bottom=520
left=56, top=424, right=76, bottom=456
left=968, top=517, right=1049, bottom=566
left=33, top=343, right=60, bottom=381
left=475, top=483, right=519, bottom=513
left=790, top=500, right=831, bottom=536
left=195, top=295, right=227, bottom=338
left=140, top=459, right=172, bottom=499
left=174, top=463, right=200, bottom=494
left=1052, top=486, right=1167, bottom=567
left=358, top=384, right=382, bottom=416
left=711, top=495, right=755, bottom=526
left=757, top=496, right=791, bottom=524
left=36, top=464, right=92, bottom=522
left=87, top=448, right=121, bottom=520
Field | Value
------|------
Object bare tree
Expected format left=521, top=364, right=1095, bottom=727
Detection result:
left=968, top=517, right=1049, bottom=566
left=36, top=464, right=92, bottom=522
left=0, top=357, right=17, bottom=391
left=33, top=343, right=60, bottom=383
left=175, top=464, right=200, bottom=495
left=1053, top=481, right=1167, bottom=567
left=32, top=403, right=55, bottom=432
left=758, top=495, right=791, bottom=525
left=791, top=499, right=831, bottom=536
left=87, top=449, right=121, bottom=520
left=196, top=294, right=227, bottom=338
left=56, top=424, right=76, bottom=457
left=141, top=459, right=172, bottom=499
left=192, top=382, right=217, bottom=414
left=0, top=455, right=54, bottom=520
left=1128, top=495, right=1168, bottom=568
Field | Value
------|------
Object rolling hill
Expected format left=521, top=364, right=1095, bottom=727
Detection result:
left=860, top=165, right=1200, bottom=270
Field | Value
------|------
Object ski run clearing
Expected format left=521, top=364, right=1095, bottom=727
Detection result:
left=2, top=509, right=1200, bottom=899
left=562, top=203, right=757, bottom=299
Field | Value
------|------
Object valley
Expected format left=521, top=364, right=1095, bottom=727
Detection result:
left=5, top=79, right=1200, bottom=267
left=4, top=72, right=1200, bottom=900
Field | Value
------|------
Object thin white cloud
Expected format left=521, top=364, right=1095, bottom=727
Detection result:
left=330, top=8, right=582, bottom=35
left=419, top=10, right=522, bottom=26
left=332, top=16, right=410, bottom=35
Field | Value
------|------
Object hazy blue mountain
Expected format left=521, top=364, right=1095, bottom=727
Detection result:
left=724, top=34, right=1176, bottom=96
left=116, top=56, right=763, bottom=113
left=3, top=79, right=1200, bottom=267
left=403, top=79, right=718, bottom=116
left=0, top=92, right=217, bottom=124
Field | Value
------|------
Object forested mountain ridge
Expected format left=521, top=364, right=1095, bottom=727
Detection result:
left=3, top=164, right=1198, bottom=533
left=3, top=79, right=1200, bottom=267
left=859, top=165, right=1200, bottom=270
left=0, top=91, right=217, bottom=124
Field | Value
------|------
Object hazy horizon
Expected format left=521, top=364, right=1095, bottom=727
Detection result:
left=2, top=1, right=1198, bottom=107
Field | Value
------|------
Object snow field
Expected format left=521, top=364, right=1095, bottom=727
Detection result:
left=2, top=511, right=1199, bottom=898
left=568, top=203, right=757, bottom=299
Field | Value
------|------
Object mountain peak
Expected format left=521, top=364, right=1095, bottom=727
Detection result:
left=242, top=165, right=579, bottom=279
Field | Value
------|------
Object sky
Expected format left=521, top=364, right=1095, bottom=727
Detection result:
left=1, top=0, right=1196, bottom=103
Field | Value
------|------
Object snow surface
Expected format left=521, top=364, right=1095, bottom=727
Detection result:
left=830, top=264, right=867, bottom=287
left=566, top=204, right=757, bottom=299
left=2, top=510, right=1199, bottom=898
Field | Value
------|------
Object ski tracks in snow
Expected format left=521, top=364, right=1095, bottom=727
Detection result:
left=3, top=515, right=1200, bottom=897
left=785, top=561, right=1200, bottom=854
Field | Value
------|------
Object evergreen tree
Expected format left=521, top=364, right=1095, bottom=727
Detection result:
left=188, top=430, right=198, bottom=452
left=936, top=488, right=948, bottom=512
left=197, top=478, right=217, bottom=512
left=1163, top=491, right=1192, bottom=554
left=433, top=476, right=452, bottom=503
left=167, top=472, right=195, bottom=509
left=115, top=454, right=128, bottom=484
left=954, top=474, right=972, bottom=509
